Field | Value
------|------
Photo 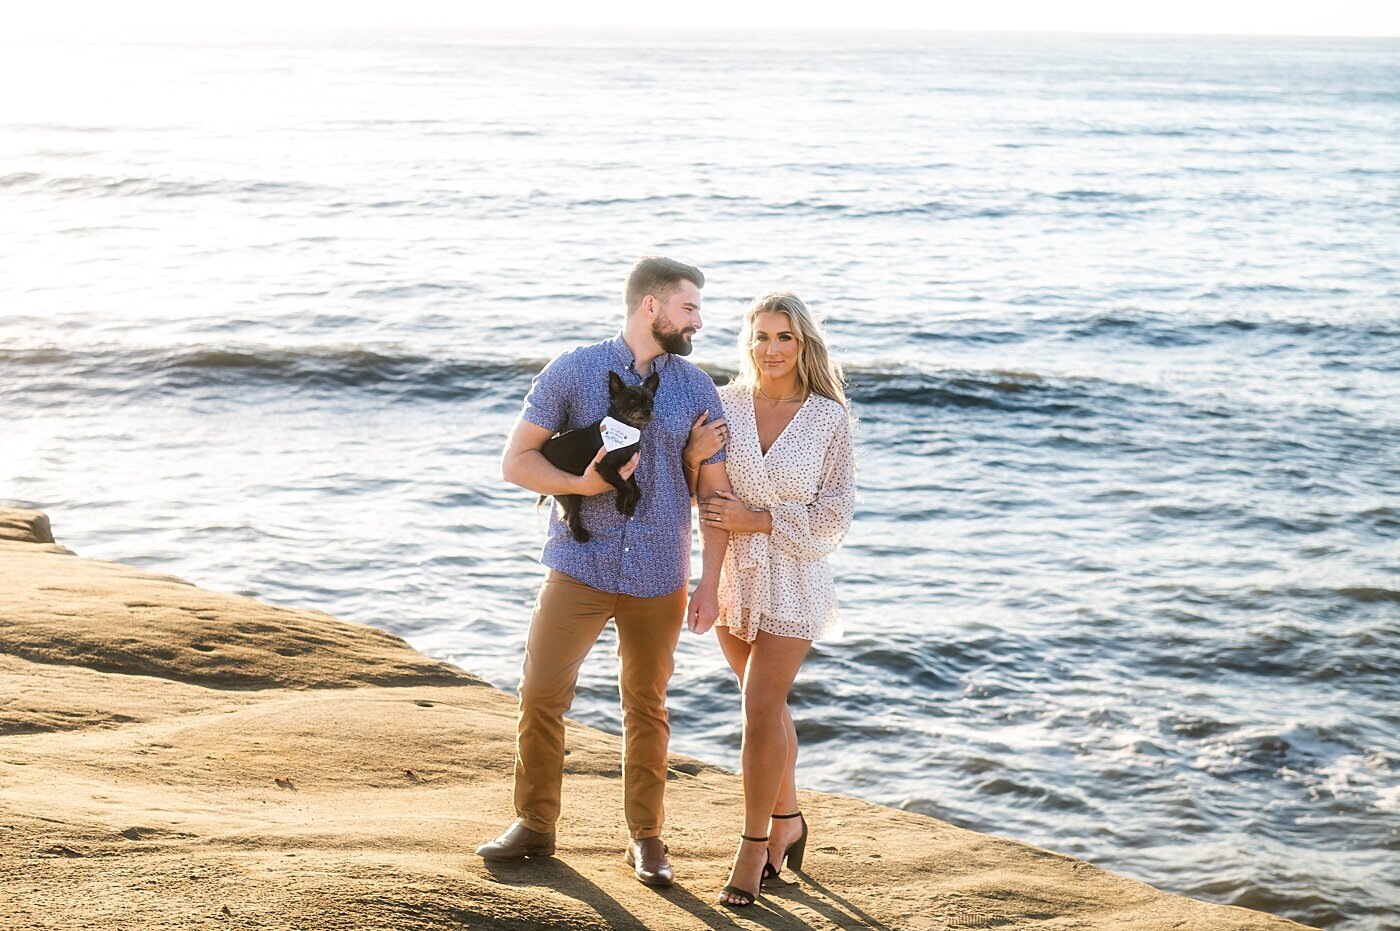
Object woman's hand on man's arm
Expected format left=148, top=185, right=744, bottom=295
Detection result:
left=683, top=411, right=727, bottom=470
left=699, top=490, right=771, bottom=535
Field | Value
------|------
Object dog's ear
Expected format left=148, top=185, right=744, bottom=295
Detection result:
left=642, top=371, right=660, bottom=398
left=608, top=370, right=624, bottom=397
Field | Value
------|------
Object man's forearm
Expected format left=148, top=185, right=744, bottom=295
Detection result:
left=698, top=519, right=727, bottom=586
left=502, top=448, right=584, bottom=497
left=683, top=453, right=702, bottom=501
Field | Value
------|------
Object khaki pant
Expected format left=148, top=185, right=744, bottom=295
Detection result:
left=513, top=570, right=686, bottom=839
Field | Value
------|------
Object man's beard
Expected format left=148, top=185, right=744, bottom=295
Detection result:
left=652, top=317, right=695, bottom=356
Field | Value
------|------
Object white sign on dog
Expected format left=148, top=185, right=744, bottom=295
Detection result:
left=600, top=417, right=641, bottom=452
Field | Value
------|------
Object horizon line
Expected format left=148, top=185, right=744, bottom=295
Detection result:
left=6, top=24, right=1400, bottom=42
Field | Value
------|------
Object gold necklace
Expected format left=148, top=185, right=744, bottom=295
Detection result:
left=756, top=384, right=804, bottom=404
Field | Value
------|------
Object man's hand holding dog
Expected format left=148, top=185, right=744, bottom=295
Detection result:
left=574, top=441, right=639, bottom=496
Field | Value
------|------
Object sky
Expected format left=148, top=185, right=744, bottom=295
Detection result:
left=6, top=0, right=1400, bottom=40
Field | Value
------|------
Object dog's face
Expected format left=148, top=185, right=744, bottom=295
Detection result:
left=607, top=370, right=660, bottom=429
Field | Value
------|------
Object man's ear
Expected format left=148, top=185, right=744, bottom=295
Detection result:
left=608, top=370, right=624, bottom=396
left=643, top=371, right=660, bottom=398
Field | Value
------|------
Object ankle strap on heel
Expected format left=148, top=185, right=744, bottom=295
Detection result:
left=740, top=834, right=769, bottom=843
left=771, top=812, right=802, bottom=819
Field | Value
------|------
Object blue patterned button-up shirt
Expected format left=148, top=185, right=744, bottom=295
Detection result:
left=521, top=334, right=727, bottom=598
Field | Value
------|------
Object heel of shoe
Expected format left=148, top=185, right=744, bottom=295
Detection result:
left=785, top=833, right=806, bottom=871
left=785, top=813, right=808, bottom=872
left=766, top=811, right=809, bottom=875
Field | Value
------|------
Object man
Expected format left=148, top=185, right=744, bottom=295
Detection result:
left=477, top=256, right=731, bottom=886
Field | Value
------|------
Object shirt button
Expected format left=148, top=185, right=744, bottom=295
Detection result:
left=624, top=547, right=630, bottom=552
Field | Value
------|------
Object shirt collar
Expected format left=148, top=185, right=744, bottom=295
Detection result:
left=609, top=332, right=670, bottom=377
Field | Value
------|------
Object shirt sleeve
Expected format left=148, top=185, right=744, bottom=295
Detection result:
left=769, top=409, right=855, bottom=560
left=521, top=352, right=572, bottom=433
left=696, top=373, right=728, bottom=465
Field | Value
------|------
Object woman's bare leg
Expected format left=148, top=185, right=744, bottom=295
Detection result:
left=765, top=707, right=804, bottom=870
left=773, top=708, right=799, bottom=814
left=716, top=624, right=751, bottom=682
left=716, top=628, right=810, bottom=904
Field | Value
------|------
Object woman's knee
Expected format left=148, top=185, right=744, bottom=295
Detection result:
left=741, top=688, right=789, bottom=726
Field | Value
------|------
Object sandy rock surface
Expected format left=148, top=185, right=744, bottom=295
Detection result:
left=0, top=507, right=1314, bottom=930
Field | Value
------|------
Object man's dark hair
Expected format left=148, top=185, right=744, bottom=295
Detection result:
left=625, top=256, right=704, bottom=313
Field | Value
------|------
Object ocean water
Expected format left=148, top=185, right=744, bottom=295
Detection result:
left=2, top=30, right=1398, bottom=929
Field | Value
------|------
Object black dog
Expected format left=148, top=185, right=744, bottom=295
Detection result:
left=539, top=370, right=659, bottom=543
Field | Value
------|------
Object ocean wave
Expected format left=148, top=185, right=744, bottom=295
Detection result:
left=1336, top=587, right=1400, bottom=604
left=0, top=171, right=321, bottom=200
left=844, top=366, right=1140, bottom=413
left=1047, top=189, right=1157, bottom=203
left=0, top=345, right=544, bottom=403
left=1135, top=614, right=1399, bottom=686
left=856, top=203, right=1012, bottom=219
left=1060, top=308, right=1399, bottom=348
left=1355, top=508, right=1399, bottom=531
left=1189, top=876, right=1350, bottom=929
left=0, top=344, right=1144, bottom=413
left=974, top=776, right=1091, bottom=812
left=1030, top=122, right=1225, bottom=138
left=897, top=307, right=1396, bottom=354
left=614, top=195, right=1019, bottom=221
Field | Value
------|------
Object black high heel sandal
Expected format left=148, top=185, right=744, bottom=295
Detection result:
left=762, top=811, right=808, bottom=882
left=717, top=834, right=768, bottom=907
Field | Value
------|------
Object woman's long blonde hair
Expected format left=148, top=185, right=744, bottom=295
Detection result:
left=735, top=291, right=849, bottom=409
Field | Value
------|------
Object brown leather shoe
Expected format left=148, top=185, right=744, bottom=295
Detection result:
left=624, top=835, right=674, bottom=886
left=475, top=820, right=556, bottom=860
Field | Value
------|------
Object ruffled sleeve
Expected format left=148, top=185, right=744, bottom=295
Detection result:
left=769, top=410, right=854, bottom=560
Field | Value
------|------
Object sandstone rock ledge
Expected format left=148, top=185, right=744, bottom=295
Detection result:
left=0, top=507, right=1314, bottom=930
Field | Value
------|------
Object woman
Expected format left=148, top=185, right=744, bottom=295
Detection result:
left=683, top=291, right=856, bottom=908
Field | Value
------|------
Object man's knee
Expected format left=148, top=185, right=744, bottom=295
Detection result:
left=619, top=678, right=670, bottom=717
left=519, top=677, right=576, bottom=719
left=619, top=655, right=673, bottom=713
left=620, top=697, right=670, bottom=729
